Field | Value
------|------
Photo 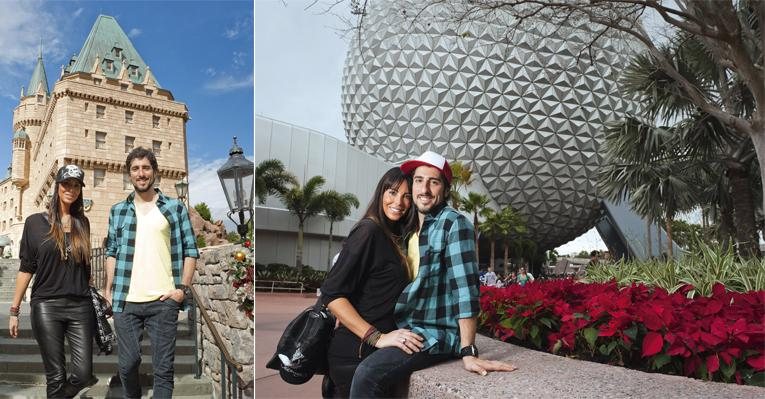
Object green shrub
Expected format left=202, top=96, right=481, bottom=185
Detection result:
left=194, top=202, right=212, bottom=221
left=196, top=235, right=206, bottom=248
left=581, top=241, right=764, bottom=296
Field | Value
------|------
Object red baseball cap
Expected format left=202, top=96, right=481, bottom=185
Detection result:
left=400, top=151, right=453, bottom=183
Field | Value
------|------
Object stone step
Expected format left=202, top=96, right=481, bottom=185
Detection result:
left=0, top=337, right=197, bottom=355
left=0, top=354, right=197, bottom=375
left=9, top=320, right=194, bottom=340
left=0, top=373, right=213, bottom=399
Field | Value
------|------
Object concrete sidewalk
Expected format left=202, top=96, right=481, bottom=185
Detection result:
left=255, top=293, right=324, bottom=399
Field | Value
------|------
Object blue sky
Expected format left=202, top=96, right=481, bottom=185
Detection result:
left=0, top=0, right=253, bottom=224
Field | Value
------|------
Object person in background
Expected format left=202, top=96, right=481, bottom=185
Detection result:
left=8, top=165, right=96, bottom=397
left=517, top=266, right=535, bottom=287
left=320, top=167, right=419, bottom=398
left=483, top=269, right=498, bottom=287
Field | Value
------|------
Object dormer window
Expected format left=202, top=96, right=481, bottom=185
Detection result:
left=112, top=47, right=123, bottom=59
left=36, top=94, right=43, bottom=103
left=128, top=65, right=139, bottom=78
left=104, top=59, right=114, bottom=72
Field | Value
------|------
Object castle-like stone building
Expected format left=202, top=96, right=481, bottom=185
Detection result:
left=2, top=15, right=189, bottom=254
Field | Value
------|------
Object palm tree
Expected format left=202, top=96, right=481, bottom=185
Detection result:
left=598, top=119, right=698, bottom=258
left=449, top=161, right=474, bottom=209
left=461, top=192, right=489, bottom=265
left=255, top=159, right=297, bottom=204
left=607, top=32, right=762, bottom=258
left=478, top=208, right=505, bottom=272
left=321, top=190, right=360, bottom=269
left=498, top=206, right=526, bottom=274
left=277, top=176, right=328, bottom=272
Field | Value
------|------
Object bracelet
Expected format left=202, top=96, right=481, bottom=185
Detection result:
left=9, top=305, right=20, bottom=317
left=359, top=326, right=381, bottom=358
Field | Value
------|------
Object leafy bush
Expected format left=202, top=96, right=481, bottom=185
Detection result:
left=254, top=263, right=327, bottom=290
left=196, top=235, right=206, bottom=248
left=194, top=202, right=212, bottom=221
left=480, top=280, right=765, bottom=386
left=582, top=242, right=765, bottom=296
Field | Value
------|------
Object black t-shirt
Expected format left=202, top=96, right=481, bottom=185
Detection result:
left=19, top=213, right=90, bottom=306
left=320, top=218, right=409, bottom=335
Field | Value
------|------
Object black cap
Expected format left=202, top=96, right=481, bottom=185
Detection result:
left=55, top=165, right=85, bottom=186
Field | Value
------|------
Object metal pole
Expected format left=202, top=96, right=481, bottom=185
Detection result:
left=221, top=352, right=227, bottom=399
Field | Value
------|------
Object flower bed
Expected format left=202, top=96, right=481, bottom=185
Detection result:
left=479, top=279, right=765, bottom=386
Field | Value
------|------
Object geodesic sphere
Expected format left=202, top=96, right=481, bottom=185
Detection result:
left=341, top=1, right=642, bottom=250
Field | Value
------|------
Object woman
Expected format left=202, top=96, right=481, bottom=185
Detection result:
left=517, top=266, right=535, bottom=286
left=320, top=167, right=423, bottom=398
left=8, top=165, right=95, bottom=398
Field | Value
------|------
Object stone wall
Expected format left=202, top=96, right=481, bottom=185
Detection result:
left=193, top=244, right=254, bottom=397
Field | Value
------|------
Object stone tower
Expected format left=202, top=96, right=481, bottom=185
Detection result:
left=1, top=15, right=190, bottom=255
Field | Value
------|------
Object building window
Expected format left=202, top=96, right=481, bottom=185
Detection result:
left=152, top=140, right=162, bottom=156
left=96, top=105, right=105, bottom=119
left=123, top=173, right=132, bottom=190
left=104, top=59, right=114, bottom=72
left=94, top=78, right=102, bottom=85
left=95, top=131, right=107, bottom=149
left=36, top=94, right=43, bottom=103
left=152, top=115, right=160, bottom=128
left=146, top=89, right=153, bottom=96
left=125, top=136, right=135, bottom=153
left=112, top=47, right=123, bottom=58
left=153, top=174, right=161, bottom=189
left=128, top=66, right=138, bottom=77
left=120, top=83, right=128, bottom=91
left=94, top=168, right=106, bottom=187
left=125, top=110, right=133, bottom=124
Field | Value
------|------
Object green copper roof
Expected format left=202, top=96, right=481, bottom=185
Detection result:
left=13, top=129, right=28, bottom=140
left=65, top=15, right=160, bottom=87
left=26, top=53, right=49, bottom=96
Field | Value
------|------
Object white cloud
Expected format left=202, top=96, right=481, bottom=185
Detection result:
left=187, top=157, right=232, bottom=229
left=203, top=73, right=253, bottom=93
left=204, top=67, right=217, bottom=77
left=128, top=28, right=142, bottom=38
left=0, top=2, right=64, bottom=66
left=232, top=51, right=247, bottom=68
left=224, top=17, right=251, bottom=40
left=72, top=7, right=84, bottom=18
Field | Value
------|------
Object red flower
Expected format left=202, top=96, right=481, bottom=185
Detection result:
left=642, top=331, right=663, bottom=357
left=706, top=354, right=720, bottom=375
left=746, top=354, right=765, bottom=371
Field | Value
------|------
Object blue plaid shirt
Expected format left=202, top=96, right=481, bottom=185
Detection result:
left=105, top=189, right=199, bottom=312
left=395, top=203, right=480, bottom=355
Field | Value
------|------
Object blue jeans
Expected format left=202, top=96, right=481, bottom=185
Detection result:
left=113, top=299, right=180, bottom=399
left=349, top=347, right=451, bottom=398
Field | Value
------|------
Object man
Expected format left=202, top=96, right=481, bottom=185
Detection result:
left=104, top=147, right=199, bottom=398
left=350, top=151, right=516, bottom=398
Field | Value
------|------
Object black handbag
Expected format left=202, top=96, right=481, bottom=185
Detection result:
left=88, top=286, right=115, bottom=355
left=266, top=300, right=335, bottom=384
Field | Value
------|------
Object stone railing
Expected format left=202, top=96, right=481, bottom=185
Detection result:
left=193, top=244, right=254, bottom=397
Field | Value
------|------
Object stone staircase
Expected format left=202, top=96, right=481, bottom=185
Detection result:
left=0, top=260, right=18, bottom=303
left=0, top=302, right=214, bottom=398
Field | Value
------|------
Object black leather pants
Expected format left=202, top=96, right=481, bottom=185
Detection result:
left=31, top=297, right=95, bottom=398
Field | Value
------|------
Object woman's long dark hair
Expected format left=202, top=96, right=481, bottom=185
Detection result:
left=361, top=167, right=415, bottom=268
left=47, top=181, right=91, bottom=265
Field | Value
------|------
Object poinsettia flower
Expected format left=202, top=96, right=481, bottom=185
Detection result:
left=642, top=331, right=663, bottom=357
left=746, top=354, right=765, bottom=371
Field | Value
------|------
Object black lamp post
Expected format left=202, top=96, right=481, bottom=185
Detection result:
left=174, top=177, right=188, bottom=204
left=217, top=136, right=253, bottom=240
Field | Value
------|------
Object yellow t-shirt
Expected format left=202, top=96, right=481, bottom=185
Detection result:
left=126, top=204, right=174, bottom=302
left=406, top=232, right=420, bottom=281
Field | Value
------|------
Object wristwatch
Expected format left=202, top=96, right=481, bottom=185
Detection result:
left=177, top=284, right=192, bottom=300
left=459, top=344, right=478, bottom=358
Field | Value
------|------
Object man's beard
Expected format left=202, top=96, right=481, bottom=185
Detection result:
left=133, top=177, right=155, bottom=193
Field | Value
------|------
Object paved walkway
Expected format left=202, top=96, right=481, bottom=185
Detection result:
left=255, top=293, right=323, bottom=399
